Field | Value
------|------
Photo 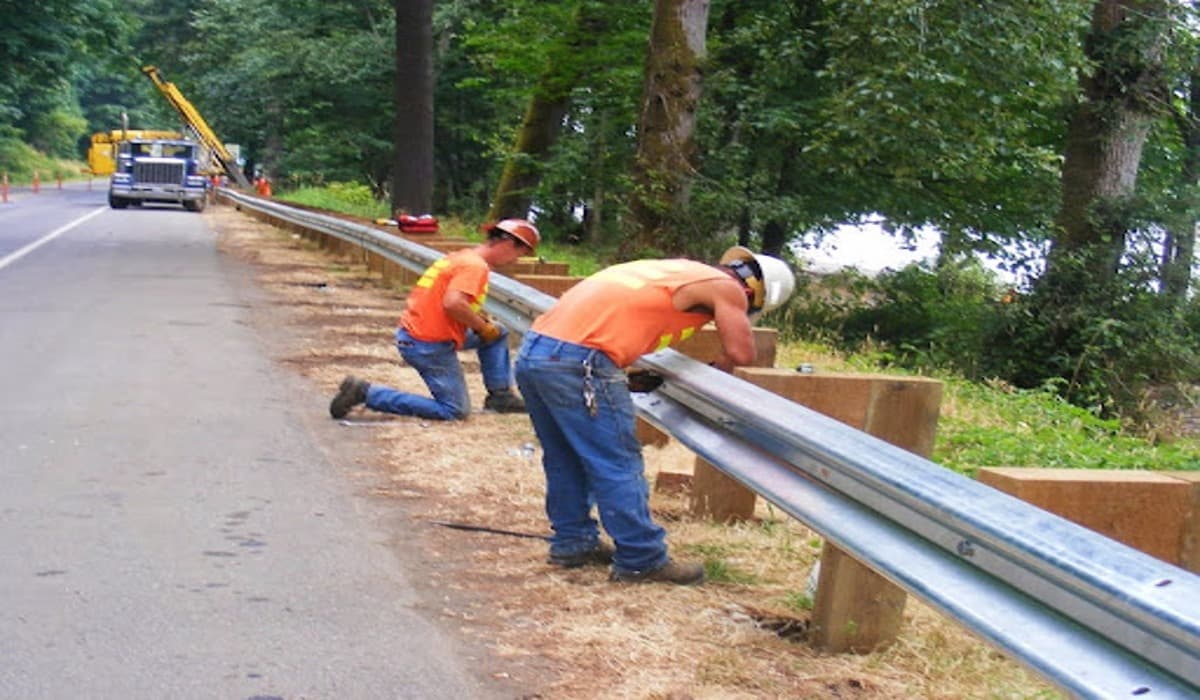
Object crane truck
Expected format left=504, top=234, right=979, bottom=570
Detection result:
left=90, top=65, right=250, bottom=211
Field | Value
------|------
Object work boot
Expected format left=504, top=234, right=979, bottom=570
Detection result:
left=609, top=558, right=705, bottom=586
left=330, top=375, right=369, bottom=419
left=483, top=388, right=526, bottom=414
left=548, top=542, right=615, bottom=569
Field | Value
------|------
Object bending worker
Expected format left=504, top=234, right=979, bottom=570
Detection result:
left=514, top=246, right=795, bottom=585
left=330, top=219, right=539, bottom=420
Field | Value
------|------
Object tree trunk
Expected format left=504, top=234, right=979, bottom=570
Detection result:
left=620, top=0, right=710, bottom=259
left=1161, top=69, right=1200, bottom=300
left=1045, top=0, right=1167, bottom=282
left=391, top=0, right=434, bottom=216
left=488, top=3, right=612, bottom=223
left=486, top=93, right=569, bottom=221
left=586, top=111, right=608, bottom=246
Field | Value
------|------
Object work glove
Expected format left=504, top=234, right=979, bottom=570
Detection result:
left=626, top=369, right=664, bottom=393
left=478, top=321, right=504, bottom=345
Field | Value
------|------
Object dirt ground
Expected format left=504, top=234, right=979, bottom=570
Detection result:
left=206, top=203, right=1057, bottom=700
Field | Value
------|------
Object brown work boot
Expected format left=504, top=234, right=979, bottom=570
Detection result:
left=609, top=558, right=705, bottom=586
left=330, top=375, right=369, bottom=418
left=483, top=388, right=526, bottom=414
left=548, top=542, right=615, bottom=569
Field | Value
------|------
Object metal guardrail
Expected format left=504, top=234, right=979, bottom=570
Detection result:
left=224, top=190, right=1200, bottom=699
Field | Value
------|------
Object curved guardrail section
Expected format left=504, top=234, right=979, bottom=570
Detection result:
left=223, top=190, right=1200, bottom=699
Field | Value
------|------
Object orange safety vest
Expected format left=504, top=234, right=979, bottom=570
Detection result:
left=255, top=177, right=272, bottom=196
left=400, top=249, right=490, bottom=348
left=532, top=259, right=727, bottom=367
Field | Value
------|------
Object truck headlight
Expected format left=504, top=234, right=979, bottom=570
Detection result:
left=186, top=175, right=207, bottom=186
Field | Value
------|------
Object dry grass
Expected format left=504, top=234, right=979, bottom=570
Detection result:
left=207, top=204, right=1059, bottom=700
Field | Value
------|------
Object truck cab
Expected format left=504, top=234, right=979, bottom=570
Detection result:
left=108, top=138, right=209, bottom=212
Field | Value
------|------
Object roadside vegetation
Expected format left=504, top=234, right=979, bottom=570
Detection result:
left=0, top=137, right=84, bottom=184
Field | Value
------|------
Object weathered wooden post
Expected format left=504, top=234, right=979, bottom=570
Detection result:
left=691, top=368, right=942, bottom=652
left=979, top=468, right=1200, bottom=574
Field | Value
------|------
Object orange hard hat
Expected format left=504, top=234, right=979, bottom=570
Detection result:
left=487, top=218, right=540, bottom=251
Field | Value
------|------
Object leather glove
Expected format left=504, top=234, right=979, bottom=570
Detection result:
left=478, top=322, right=503, bottom=345
left=626, top=369, right=664, bottom=393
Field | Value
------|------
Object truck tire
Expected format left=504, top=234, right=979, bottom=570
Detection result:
left=108, top=194, right=129, bottom=209
left=183, top=198, right=205, bottom=212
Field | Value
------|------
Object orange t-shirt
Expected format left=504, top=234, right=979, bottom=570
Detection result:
left=400, top=249, right=489, bottom=348
left=531, top=259, right=726, bottom=367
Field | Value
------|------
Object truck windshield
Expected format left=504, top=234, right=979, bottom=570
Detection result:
left=130, top=142, right=194, bottom=158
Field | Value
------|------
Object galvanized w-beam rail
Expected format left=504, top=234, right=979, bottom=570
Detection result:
left=224, top=190, right=1200, bottom=699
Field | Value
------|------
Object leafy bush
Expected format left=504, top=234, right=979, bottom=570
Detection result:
left=981, top=252, right=1200, bottom=418
left=841, top=259, right=1002, bottom=376
left=0, top=132, right=83, bottom=181
left=775, top=266, right=878, bottom=347
left=778, top=258, right=1003, bottom=377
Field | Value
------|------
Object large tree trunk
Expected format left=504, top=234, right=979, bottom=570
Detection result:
left=1161, top=69, right=1200, bottom=300
left=391, top=0, right=434, bottom=216
left=488, top=3, right=611, bottom=223
left=620, top=0, right=709, bottom=259
left=486, top=93, right=569, bottom=222
left=1045, top=0, right=1167, bottom=282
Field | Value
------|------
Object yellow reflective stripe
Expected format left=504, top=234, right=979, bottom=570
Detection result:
left=471, top=285, right=489, bottom=312
left=654, top=325, right=699, bottom=352
left=591, top=269, right=647, bottom=289
left=591, top=260, right=687, bottom=289
left=416, top=258, right=450, bottom=288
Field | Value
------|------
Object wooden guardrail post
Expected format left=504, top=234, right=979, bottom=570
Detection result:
left=667, top=330, right=776, bottom=507
left=978, top=468, right=1200, bottom=574
left=700, top=369, right=942, bottom=653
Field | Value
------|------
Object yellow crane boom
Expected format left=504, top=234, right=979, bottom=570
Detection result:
left=141, top=65, right=251, bottom=188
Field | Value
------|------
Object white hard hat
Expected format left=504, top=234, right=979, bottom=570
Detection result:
left=719, top=246, right=796, bottom=316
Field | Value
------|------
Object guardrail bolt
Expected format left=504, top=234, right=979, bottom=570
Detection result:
left=955, top=540, right=976, bottom=557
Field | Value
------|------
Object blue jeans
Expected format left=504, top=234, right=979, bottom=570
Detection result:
left=365, top=326, right=515, bottom=420
left=514, top=332, right=668, bottom=574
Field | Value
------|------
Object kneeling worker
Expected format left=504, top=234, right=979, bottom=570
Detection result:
left=514, top=247, right=795, bottom=585
left=330, top=219, right=539, bottom=420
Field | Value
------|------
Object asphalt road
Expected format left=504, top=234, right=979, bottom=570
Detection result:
left=0, top=185, right=502, bottom=699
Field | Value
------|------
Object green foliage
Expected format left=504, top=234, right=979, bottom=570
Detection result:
left=454, top=0, right=649, bottom=246
left=775, top=266, right=879, bottom=347
left=780, top=259, right=1005, bottom=378
left=780, top=590, right=813, bottom=614
left=0, top=133, right=82, bottom=181
left=683, top=543, right=761, bottom=585
left=807, top=0, right=1091, bottom=246
left=0, top=0, right=137, bottom=154
left=935, top=378, right=1200, bottom=475
left=982, top=251, right=1200, bottom=417
left=842, top=259, right=1004, bottom=376
left=531, top=242, right=602, bottom=277
left=282, top=183, right=390, bottom=220
left=27, top=106, right=88, bottom=159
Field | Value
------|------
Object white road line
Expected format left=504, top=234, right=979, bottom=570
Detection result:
left=0, top=206, right=108, bottom=272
